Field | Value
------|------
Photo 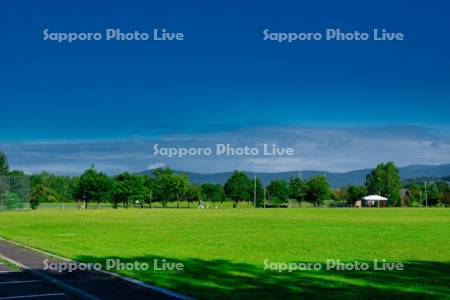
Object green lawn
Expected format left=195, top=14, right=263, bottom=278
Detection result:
left=0, top=208, right=449, bottom=299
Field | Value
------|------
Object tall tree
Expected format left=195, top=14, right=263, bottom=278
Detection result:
left=289, top=177, right=308, bottom=207
left=306, top=176, right=330, bottom=207
left=201, top=183, right=227, bottom=208
left=441, top=192, right=450, bottom=206
left=186, top=184, right=201, bottom=208
left=30, top=184, right=59, bottom=209
left=224, top=171, right=252, bottom=208
left=112, top=173, right=146, bottom=208
left=154, top=170, right=189, bottom=208
left=170, top=173, right=189, bottom=208
left=29, top=172, right=75, bottom=203
left=0, top=151, right=9, bottom=175
left=365, top=162, right=401, bottom=206
left=254, top=177, right=264, bottom=207
left=267, top=180, right=290, bottom=207
left=143, top=175, right=156, bottom=208
left=343, top=185, right=367, bottom=205
left=76, top=167, right=111, bottom=209
left=426, top=183, right=441, bottom=206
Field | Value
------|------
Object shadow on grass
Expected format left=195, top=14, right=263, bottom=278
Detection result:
left=74, top=254, right=450, bottom=300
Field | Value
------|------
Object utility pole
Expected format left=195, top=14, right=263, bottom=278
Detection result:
left=424, top=181, right=428, bottom=208
left=263, top=188, right=266, bottom=208
left=253, top=173, right=256, bottom=208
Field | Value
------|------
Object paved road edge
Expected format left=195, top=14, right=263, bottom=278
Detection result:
left=0, top=253, right=101, bottom=300
left=0, top=237, right=195, bottom=300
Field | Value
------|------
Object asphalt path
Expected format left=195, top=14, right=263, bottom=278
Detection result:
left=0, top=239, right=189, bottom=300
left=0, top=261, right=74, bottom=300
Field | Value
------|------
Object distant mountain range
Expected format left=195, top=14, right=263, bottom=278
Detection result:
left=141, top=164, right=450, bottom=188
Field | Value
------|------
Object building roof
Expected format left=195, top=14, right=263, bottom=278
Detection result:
left=362, top=195, right=388, bottom=201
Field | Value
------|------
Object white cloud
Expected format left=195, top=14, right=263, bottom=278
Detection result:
left=147, top=162, right=166, bottom=170
left=1, top=125, right=449, bottom=174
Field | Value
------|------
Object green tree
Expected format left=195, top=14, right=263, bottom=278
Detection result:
left=343, top=185, right=367, bottom=205
left=112, top=175, right=127, bottom=209
left=142, top=175, right=156, bottom=208
left=29, top=184, right=59, bottom=209
left=30, top=172, right=75, bottom=203
left=76, top=167, right=111, bottom=209
left=50, top=175, right=72, bottom=202
left=254, top=178, right=264, bottom=207
left=112, top=173, right=147, bottom=208
left=267, top=180, right=290, bottom=207
left=153, top=168, right=171, bottom=207
left=127, top=175, right=148, bottom=207
left=289, top=177, right=308, bottom=207
left=201, top=183, right=227, bottom=208
left=306, top=176, right=330, bottom=207
left=426, top=183, right=440, bottom=206
left=224, top=171, right=252, bottom=208
left=0, top=151, right=9, bottom=175
left=365, top=162, right=401, bottom=206
left=441, top=192, right=450, bottom=206
left=186, top=184, right=201, bottom=208
left=169, top=173, right=189, bottom=208
left=154, top=169, right=189, bottom=208
left=69, top=176, right=80, bottom=203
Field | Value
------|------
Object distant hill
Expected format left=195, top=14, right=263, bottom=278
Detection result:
left=140, top=164, right=450, bottom=188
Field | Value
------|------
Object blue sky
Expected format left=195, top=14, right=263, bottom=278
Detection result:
left=1, top=0, right=449, bottom=173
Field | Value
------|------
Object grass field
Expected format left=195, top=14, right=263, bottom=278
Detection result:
left=0, top=208, right=449, bottom=299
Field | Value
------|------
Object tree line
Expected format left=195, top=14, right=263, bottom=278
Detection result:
left=1, top=150, right=449, bottom=209
left=27, top=167, right=333, bottom=209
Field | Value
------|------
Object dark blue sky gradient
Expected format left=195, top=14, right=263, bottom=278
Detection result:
left=1, top=0, right=450, bottom=140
